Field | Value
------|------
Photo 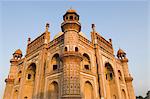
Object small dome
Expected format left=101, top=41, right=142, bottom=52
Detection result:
left=117, top=48, right=126, bottom=55
left=53, top=32, right=64, bottom=39
left=67, top=9, right=76, bottom=13
left=53, top=31, right=87, bottom=40
left=79, top=32, right=87, bottom=38
left=14, top=49, right=22, bottom=55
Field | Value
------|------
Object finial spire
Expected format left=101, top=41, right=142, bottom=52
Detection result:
left=70, top=6, right=72, bottom=9
left=92, top=24, right=96, bottom=32
left=46, top=23, right=49, bottom=32
left=28, top=37, right=31, bottom=44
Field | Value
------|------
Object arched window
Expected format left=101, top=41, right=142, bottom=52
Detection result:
left=70, top=16, right=73, bottom=20
left=118, top=70, right=122, bottom=81
left=48, top=81, right=59, bottom=99
left=51, top=54, right=60, bottom=71
left=66, top=16, right=68, bottom=20
left=27, top=74, right=31, bottom=79
left=24, top=63, right=36, bottom=99
left=105, top=63, right=114, bottom=81
left=105, top=63, right=117, bottom=98
left=24, top=96, right=28, bottom=99
left=19, top=71, right=22, bottom=73
left=84, top=81, right=93, bottom=99
left=112, top=95, right=117, bottom=99
left=122, top=89, right=126, bottom=99
left=26, top=63, right=36, bottom=81
left=65, top=47, right=67, bottom=51
left=13, top=90, right=18, bottom=99
left=74, top=16, right=77, bottom=20
left=17, top=70, right=22, bottom=83
left=83, top=53, right=91, bottom=70
left=75, top=47, right=78, bottom=52
left=18, top=78, right=21, bottom=83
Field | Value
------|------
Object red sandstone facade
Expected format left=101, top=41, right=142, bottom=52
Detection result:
left=3, top=9, right=135, bottom=99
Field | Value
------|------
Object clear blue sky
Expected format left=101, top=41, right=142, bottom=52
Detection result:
left=0, top=0, right=149, bottom=98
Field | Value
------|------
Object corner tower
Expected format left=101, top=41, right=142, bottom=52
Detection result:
left=61, top=9, right=82, bottom=99
left=61, top=8, right=81, bottom=51
left=117, top=49, right=136, bottom=99
left=3, top=49, right=22, bottom=99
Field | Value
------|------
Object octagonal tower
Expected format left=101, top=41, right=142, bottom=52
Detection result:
left=61, top=9, right=82, bottom=99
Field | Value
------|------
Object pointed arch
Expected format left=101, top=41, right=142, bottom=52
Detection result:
left=104, top=62, right=118, bottom=98
left=84, top=81, right=93, bottom=99
left=118, top=70, right=122, bottom=81
left=51, top=53, right=60, bottom=71
left=17, top=70, right=22, bottom=84
left=48, top=81, right=59, bottom=99
left=75, top=47, right=78, bottom=52
left=26, top=63, right=36, bottom=81
left=122, top=89, right=126, bottom=99
left=64, top=47, right=68, bottom=51
left=13, top=90, right=18, bottom=99
left=83, top=53, right=91, bottom=70
left=23, top=63, right=36, bottom=99
left=112, top=95, right=116, bottom=99
left=105, top=62, right=114, bottom=81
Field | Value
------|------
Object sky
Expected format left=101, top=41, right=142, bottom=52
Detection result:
left=0, top=0, right=149, bottom=98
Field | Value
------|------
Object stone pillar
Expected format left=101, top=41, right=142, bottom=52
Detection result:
left=33, top=49, right=47, bottom=99
left=95, top=44, right=106, bottom=99
left=91, top=26, right=106, bottom=99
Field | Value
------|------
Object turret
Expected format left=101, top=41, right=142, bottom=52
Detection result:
left=91, top=24, right=98, bottom=44
left=3, top=49, right=22, bottom=99
left=117, top=48, right=128, bottom=62
left=117, top=48, right=135, bottom=99
left=61, top=9, right=81, bottom=33
left=12, top=49, right=23, bottom=60
left=117, top=48, right=132, bottom=79
left=8, top=49, right=22, bottom=81
left=61, top=8, right=81, bottom=52
left=44, top=23, right=50, bottom=44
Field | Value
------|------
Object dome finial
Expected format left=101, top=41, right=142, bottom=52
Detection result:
left=28, top=37, right=31, bottom=44
left=45, top=23, right=49, bottom=32
left=66, top=8, right=76, bottom=13
left=92, top=24, right=96, bottom=32
left=70, top=6, right=72, bottom=10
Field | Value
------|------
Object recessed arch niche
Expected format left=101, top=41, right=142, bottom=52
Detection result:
left=48, top=81, right=59, bottom=99
left=84, top=81, right=93, bottom=99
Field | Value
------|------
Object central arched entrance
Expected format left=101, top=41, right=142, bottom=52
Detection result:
left=24, top=63, right=36, bottom=99
left=105, top=62, right=117, bottom=99
left=84, top=81, right=93, bottom=99
left=48, top=81, right=59, bottom=99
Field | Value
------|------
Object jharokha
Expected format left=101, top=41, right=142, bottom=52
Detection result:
left=3, top=9, right=135, bottom=99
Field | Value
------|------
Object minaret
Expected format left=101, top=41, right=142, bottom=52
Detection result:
left=61, top=9, right=82, bottom=99
left=91, top=24, right=97, bottom=44
left=117, top=49, right=136, bottom=99
left=3, top=49, right=22, bottom=99
left=44, top=23, right=50, bottom=44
